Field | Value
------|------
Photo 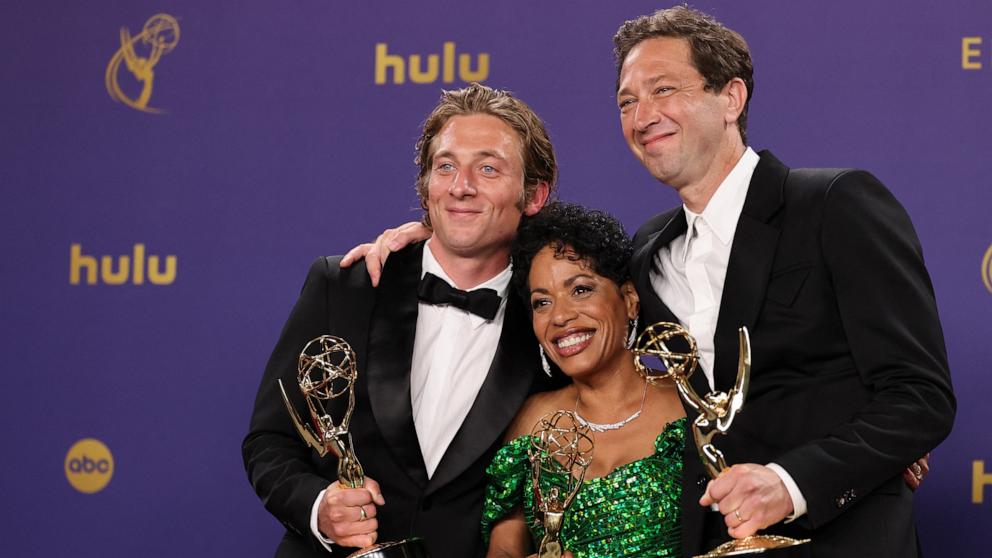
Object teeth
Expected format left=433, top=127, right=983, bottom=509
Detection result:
left=556, top=333, right=591, bottom=349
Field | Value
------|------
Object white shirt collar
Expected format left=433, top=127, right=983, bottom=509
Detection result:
left=683, top=147, right=759, bottom=247
left=421, top=238, right=512, bottom=327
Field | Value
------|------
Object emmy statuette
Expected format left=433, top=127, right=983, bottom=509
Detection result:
left=633, top=323, right=810, bottom=557
left=278, top=335, right=429, bottom=558
left=528, top=410, right=594, bottom=558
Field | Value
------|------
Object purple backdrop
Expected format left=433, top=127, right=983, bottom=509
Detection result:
left=1, top=1, right=988, bottom=555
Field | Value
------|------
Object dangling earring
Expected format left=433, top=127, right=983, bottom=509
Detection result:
left=539, top=345, right=552, bottom=377
left=625, top=317, right=639, bottom=350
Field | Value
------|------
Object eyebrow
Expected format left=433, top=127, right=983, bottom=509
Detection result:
left=433, top=149, right=508, bottom=161
left=529, top=273, right=597, bottom=295
left=564, top=273, right=596, bottom=286
left=617, top=74, right=666, bottom=98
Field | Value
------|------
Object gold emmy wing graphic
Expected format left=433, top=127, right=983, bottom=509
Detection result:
left=278, top=335, right=429, bottom=558
left=633, top=322, right=810, bottom=558
left=105, top=13, right=180, bottom=113
left=982, top=243, right=992, bottom=294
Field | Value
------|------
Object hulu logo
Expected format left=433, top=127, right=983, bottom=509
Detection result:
left=69, top=243, right=176, bottom=285
left=375, top=42, right=489, bottom=85
left=975, top=460, right=992, bottom=504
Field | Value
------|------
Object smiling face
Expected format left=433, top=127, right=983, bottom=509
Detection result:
left=528, top=245, right=639, bottom=380
left=617, top=37, right=744, bottom=192
left=426, top=114, right=547, bottom=268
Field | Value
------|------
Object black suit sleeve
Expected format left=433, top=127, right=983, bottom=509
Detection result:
left=242, top=257, right=337, bottom=543
left=774, top=171, right=955, bottom=527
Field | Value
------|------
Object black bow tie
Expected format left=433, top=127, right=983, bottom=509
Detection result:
left=417, top=272, right=502, bottom=320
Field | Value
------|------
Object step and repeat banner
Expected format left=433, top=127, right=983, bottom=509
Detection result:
left=1, top=1, right=989, bottom=555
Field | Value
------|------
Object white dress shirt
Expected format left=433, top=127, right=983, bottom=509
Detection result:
left=410, top=240, right=509, bottom=478
left=650, top=148, right=756, bottom=389
left=311, top=239, right=509, bottom=550
left=648, top=147, right=807, bottom=520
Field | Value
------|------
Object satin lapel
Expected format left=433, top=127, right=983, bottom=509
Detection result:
left=365, top=243, right=429, bottom=488
left=425, top=293, right=538, bottom=494
left=324, top=255, right=376, bottom=433
left=632, top=209, right=687, bottom=326
left=712, top=151, right=787, bottom=391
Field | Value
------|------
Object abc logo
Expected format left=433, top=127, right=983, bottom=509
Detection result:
left=65, top=438, right=114, bottom=494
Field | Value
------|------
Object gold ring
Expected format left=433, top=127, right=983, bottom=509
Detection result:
left=734, top=509, right=745, bottom=524
left=911, top=463, right=923, bottom=480
left=359, top=505, right=367, bottom=521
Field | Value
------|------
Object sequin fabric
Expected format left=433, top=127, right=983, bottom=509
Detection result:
left=481, top=418, right=685, bottom=557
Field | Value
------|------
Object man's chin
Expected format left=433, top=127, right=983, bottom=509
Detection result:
left=642, top=160, right=682, bottom=185
left=431, top=233, right=482, bottom=256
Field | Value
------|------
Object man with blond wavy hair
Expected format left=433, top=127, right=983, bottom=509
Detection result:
left=244, top=83, right=563, bottom=558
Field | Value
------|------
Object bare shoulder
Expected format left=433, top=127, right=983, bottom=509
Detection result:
left=646, top=380, right=687, bottom=424
left=505, top=386, right=575, bottom=442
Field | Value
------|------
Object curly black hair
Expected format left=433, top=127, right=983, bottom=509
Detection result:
left=511, top=202, right=633, bottom=304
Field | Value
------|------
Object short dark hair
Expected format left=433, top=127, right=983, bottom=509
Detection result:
left=414, top=83, right=558, bottom=227
left=511, top=202, right=633, bottom=304
left=613, top=5, right=754, bottom=143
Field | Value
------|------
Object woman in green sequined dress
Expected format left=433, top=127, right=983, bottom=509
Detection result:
left=482, top=203, right=686, bottom=558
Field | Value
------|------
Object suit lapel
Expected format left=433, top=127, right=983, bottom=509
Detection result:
left=426, top=293, right=537, bottom=494
left=712, top=151, right=787, bottom=391
left=365, top=243, right=429, bottom=488
left=630, top=210, right=713, bottom=399
left=324, top=255, right=376, bottom=436
left=633, top=209, right=687, bottom=326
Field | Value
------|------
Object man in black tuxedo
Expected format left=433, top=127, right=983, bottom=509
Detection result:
left=339, top=9, right=952, bottom=557
left=616, top=7, right=955, bottom=557
left=243, top=83, right=560, bottom=557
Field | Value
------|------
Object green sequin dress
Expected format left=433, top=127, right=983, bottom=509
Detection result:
left=481, top=418, right=685, bottom=558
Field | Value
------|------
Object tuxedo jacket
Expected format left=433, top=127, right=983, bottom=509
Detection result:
left=243, top=242, right=555, bottom=558
left=630, top=151, right=955, bottom=558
